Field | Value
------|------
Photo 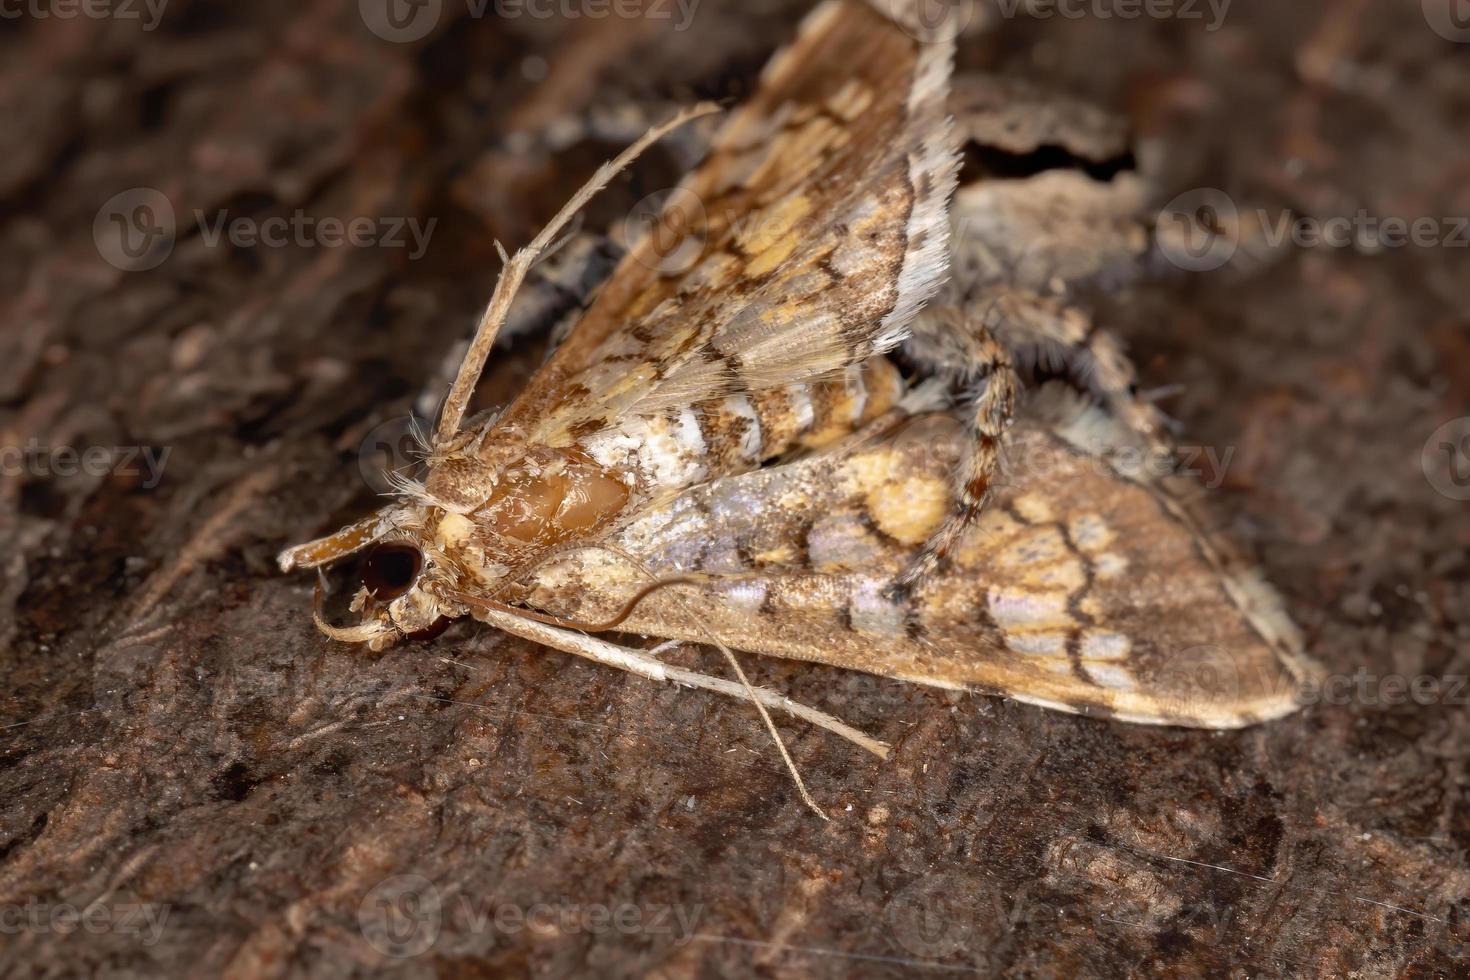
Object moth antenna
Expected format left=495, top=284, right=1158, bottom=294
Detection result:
left=1137, top=383, right=1186, bottom=404
left=975, top=294, right=1005, bottom=345
left=434, top=102, right=722, bottom=447
left=646, top=640, right=687, bottom=658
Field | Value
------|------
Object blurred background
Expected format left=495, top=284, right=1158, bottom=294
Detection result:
left=1, top=0, right=1467, bottom=975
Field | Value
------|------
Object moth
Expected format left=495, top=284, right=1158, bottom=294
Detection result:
left=280, top=0, right=1322, bottom=785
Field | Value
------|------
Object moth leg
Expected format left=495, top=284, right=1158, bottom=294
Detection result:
left=468, top=601, right=890, bottom=760
left=1076, top=325, right=1172, bottom=452
left=979, top=284, right=1172, bottom=452
left=893, top=306, right=1020, bottom=595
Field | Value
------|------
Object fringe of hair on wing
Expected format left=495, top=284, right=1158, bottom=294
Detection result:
left=1029, top=381, right=1319, bottom=694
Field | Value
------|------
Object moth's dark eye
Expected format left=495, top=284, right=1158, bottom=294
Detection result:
left=362, top=543, right=422, bottom=601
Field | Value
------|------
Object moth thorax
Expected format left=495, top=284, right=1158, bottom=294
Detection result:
left=476, top=449, right=629, bottom=548
left=425, top=454, right=502, bottom=512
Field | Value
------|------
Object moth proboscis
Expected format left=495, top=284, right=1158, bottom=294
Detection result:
left=280, top=0, right=1323, bottom=815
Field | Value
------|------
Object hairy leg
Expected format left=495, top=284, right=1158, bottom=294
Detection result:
left=976, top=284, right=1172, bottom=453
left=892, top=284, right=1175, bottom=594
left=893, top=306, right=1019, bottom=596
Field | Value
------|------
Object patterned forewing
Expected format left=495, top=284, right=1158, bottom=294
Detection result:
left=491, top=0, right=958, bottom=446
left=522, top=413, right=1320, bottom=728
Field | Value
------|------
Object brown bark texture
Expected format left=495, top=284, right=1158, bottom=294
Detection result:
left=1, top=0, right=1468, bottom=976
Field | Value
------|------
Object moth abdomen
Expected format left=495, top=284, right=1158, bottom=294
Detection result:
left=578, top=357, right=905, bottom=496
left=736, top=356, right=906, bottom=459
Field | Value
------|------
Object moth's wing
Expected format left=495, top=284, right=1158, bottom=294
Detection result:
left=521, top=395, right=1322, bottom=729
left=493, top=0, right=959, bottom=444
